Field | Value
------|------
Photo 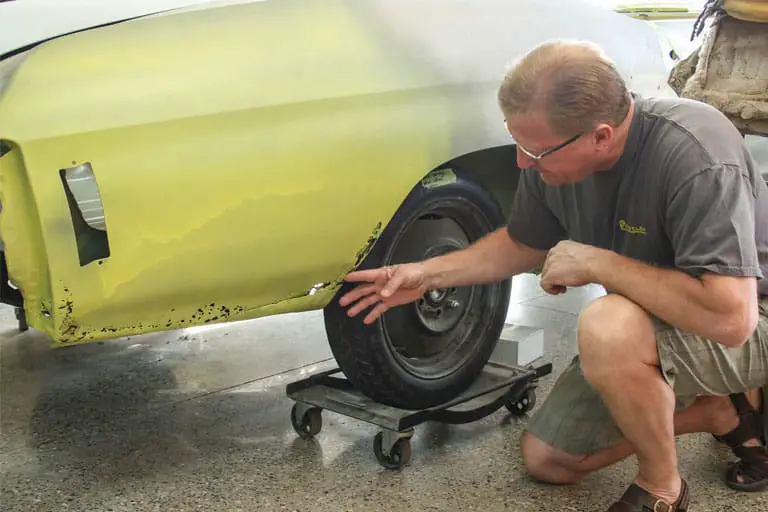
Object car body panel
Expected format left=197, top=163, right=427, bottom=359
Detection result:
left=0, top=0, right=232, bottom=56
left=0, top=0, right=672, bottom=346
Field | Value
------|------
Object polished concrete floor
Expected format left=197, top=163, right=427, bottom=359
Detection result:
left=1, top=274, right=765, bottom=511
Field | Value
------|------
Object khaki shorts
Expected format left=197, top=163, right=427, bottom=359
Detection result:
left=526, top=297, right=768, bottom=456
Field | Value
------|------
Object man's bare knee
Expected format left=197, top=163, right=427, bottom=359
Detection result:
left=577, top=294, right=653, bottom=355
left=577, top=294, right=658, bottom=387
left=521, top=431, right=589, bottom=485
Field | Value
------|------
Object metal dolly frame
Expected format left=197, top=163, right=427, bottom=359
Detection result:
left=286, top=359, right=553, bottom=470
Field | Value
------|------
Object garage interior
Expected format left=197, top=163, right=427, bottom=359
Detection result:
left=1, top=275, right=766, bottom=510
left=2, top=0, right=768, bottom=510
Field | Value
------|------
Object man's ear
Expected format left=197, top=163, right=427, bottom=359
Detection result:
left=592, top=123, right=614, bottom=151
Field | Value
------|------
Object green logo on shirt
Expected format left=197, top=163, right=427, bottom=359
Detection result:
left=618, top=219, right=647, bottom=235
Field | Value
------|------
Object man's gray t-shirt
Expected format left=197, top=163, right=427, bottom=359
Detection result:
left=507, top=94, right=768, bottom=298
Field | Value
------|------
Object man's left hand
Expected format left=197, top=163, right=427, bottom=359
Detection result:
left=540, top=240, right=605, bottom=295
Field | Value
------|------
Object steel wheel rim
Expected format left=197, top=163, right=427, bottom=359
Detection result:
left=380, top=200, right=498, bottom=380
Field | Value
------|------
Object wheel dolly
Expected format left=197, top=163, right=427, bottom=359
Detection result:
left=285, top=359, right=553, bottom=470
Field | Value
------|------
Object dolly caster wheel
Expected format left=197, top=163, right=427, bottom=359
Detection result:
left=373, top=430, right=412, bottom=470
left=291, top=403, right=322, bottom=439
left=15, top=307, right=28, bottom=332
left=506, top=389, right=536, bottom=416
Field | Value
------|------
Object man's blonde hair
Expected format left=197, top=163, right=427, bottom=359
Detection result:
left=498, top=39, right=631, bottom=138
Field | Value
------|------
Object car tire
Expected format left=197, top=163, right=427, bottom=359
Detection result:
left=323, top=169, right=512, bottom=410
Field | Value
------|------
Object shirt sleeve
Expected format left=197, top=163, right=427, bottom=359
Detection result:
left=506, top=169, right=567, bottom=250
left=665, top=164, right=763, bottom=280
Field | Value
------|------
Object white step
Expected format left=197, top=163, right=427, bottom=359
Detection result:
left=490, top=324, right=545, bottom=367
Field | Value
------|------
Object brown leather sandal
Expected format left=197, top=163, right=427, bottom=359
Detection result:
left=607, top=478, right=690, bottom=511
left=712, top=390, right=768, bottom=492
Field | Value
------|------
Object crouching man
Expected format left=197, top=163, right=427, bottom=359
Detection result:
left=338, top=39, right=768, bottom=511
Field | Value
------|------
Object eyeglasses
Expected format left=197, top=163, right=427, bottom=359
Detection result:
left=516, top=132, right=582, bottom=162
left=504, top=119, right=584, bottom=162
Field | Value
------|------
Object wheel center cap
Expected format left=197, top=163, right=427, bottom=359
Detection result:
left=415, top=285, right=470, bottom=334
left=426, top=289, right=448, bottom=306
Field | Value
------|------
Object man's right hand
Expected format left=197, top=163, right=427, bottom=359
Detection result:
left=338, top=263, right=429, bottom=324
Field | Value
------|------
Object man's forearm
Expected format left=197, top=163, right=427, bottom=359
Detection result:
left=591, top=249, right=757, bottom=346
left=423, top=228, right=546, bottom=290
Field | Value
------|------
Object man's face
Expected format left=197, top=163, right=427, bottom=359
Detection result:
left=504, top=113, right=602, bottom=186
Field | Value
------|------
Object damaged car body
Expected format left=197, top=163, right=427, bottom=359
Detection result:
left=0, top=0, right=677, bottom=408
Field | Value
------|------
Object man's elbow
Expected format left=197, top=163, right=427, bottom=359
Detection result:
left=702, top=274, right=759, bottom=348
left=717, top=300, right=759, bottom=348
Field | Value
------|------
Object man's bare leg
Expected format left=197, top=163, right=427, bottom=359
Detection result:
left=521, top=390, right=762, bottom=484
left=572, top=295, right=681, bottom=502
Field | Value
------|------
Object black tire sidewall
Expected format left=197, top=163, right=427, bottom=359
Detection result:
left=324, top=171, right=512, bottom=409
